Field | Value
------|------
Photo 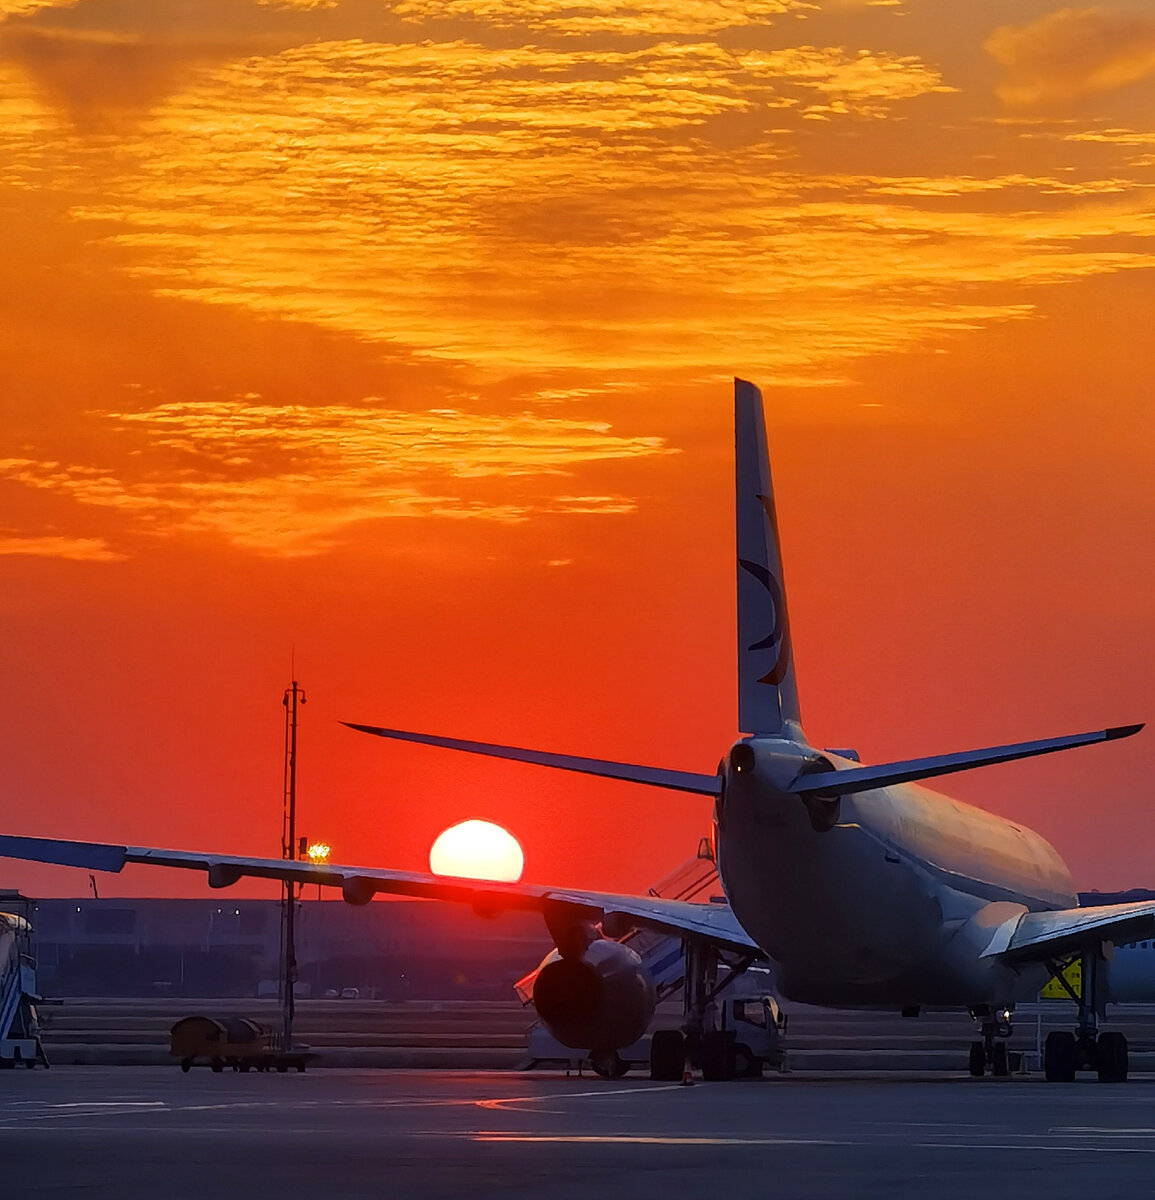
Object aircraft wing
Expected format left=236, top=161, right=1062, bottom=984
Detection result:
left=988, top=900, right=1155, bottom=962
left=0, top=835, right=760, bottom=956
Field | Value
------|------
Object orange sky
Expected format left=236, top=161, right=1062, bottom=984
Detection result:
left=0, top=0, right=1152, bottom=900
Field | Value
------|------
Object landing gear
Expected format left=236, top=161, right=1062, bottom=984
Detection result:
left=649, top=1029, right=685, bottom=1081
left=1043, top=1031, right=1077, bottom=1082
left=1097, top=1031, right=1128, bottom=1083
left=967, top=1007, right=1014, bottom=1077
left=657, top=937, right=782, bottom=1082
left=1042, top=943, right=1129, bottom=1082
left=991, top=1041, right=1010, bottom=1077
left=590, top=1050, right=629, bottom=1080
left=699, top=1031, right=735, bottom=1081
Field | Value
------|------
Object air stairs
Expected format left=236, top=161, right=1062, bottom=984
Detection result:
left=0, top=911, right=48, bottom=1068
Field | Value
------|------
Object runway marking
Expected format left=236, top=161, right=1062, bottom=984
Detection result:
left=912, top=1141, right=1155, bottom=1155
left=480, top=1134, right=1155, bottom=1156
left=35, top=1102, right=167, bottom=1109
left=0, top=1104, right=170, bottom=1125
left=1050, top=1127, right=1155, bottom=1136
left=475, top=1084, right=684, bottom=1111
left=475, top=1135, right=846, bottom=1146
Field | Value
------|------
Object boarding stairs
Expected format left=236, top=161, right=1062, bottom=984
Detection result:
left=0, top=912, right=48, bottom=1068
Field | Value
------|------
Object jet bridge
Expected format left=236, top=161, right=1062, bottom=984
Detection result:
left=0, top=911, right=48, bottom=1069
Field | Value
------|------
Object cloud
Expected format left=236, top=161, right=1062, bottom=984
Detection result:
left=986, top=7, right=1155, bottom=109
left=0, top=533, right=124, bottom=561
left=0, top=403, right=672, bottom=556
left=740, top=45, right=955, bottom=118
left=10, top=37, right=983, bottom=382
left=0, top=27, right=283, bottom=128
left=393, top=0, right=811, bottom=36
left=0, top=0, right=77, bottom=19
left=257, top=0, right=337, bottom=8
left=3, top=24, right=1151, bottom=389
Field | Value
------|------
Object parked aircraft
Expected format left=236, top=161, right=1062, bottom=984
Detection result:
left=1, top=380, right=1147, bottom=1082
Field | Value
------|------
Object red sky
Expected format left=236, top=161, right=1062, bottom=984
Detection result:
left=0, top=0, right=1152, bottom=899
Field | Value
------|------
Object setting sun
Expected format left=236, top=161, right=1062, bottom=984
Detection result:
left=429, top=820, right=525, bottom=883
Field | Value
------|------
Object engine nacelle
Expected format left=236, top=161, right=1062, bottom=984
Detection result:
left=532, top=938, right=656, bottom=1052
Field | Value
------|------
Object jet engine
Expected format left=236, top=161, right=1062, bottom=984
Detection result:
left=531, top=937, right=656, bottom=1051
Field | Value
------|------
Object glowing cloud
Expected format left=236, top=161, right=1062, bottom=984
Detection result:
left=0, top=0, right=78, bottom=18
left=394, top=0, right=809, bottom=35
left=0, top=534, right=124, bottom=561
left=987, top=7, right=1155, bottom=109
left=0, top=403, right=672, bottom=556
left=1, top=8, right=1151, bottom=399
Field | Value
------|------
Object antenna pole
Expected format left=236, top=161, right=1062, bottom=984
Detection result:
left=281, top=678, right=306, bottom=1052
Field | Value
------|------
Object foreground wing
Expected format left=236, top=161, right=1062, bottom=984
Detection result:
left=0, top=835, right=758, bottom=955
left=987, top=900, right=1155, bottom=962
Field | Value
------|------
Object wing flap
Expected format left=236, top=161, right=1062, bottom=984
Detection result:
left=0, top=835, right=758, bottom=954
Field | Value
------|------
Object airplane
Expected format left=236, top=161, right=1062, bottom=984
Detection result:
left=1, top=379, right=1148, bottom=1083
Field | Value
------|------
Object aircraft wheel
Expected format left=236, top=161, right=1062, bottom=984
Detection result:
left=649, top=1029, right=684, bottom=1081
left=968, top=1042, right=985, bottom=1077
left=1044, top=1031, right=1077, bottom=1082
left=180, top=1058, right=193, bottom=1073
left=590, top=1050, right=628, bottom=1080
left=700, top=1032, right=735, bottom=1082
left=1097, top=1032, right=1128, bottom=1083
left=991, top=1042, right=1009, bottom=1077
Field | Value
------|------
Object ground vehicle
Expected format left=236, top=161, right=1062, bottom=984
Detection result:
left=706, top=992, right=788, bottom=1079
left=169, top=1015, right=313, bottom=1073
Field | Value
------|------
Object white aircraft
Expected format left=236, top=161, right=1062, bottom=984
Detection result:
left=1, top=380, right=1147, bottom=1083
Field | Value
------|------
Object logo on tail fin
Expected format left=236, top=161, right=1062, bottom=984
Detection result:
left=738, top=492, right=792, bottom=687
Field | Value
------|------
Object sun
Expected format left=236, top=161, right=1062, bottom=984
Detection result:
left=429, top=819, right=524, bottom=882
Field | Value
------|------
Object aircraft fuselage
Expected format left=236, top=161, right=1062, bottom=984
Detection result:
left=715, top=737, right=1074, bottom=1009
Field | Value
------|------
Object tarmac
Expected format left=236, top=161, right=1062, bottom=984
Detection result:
left=38, top=997, right=1155, bottom=1073
left=6, top=1066, right=1155, bottom=1199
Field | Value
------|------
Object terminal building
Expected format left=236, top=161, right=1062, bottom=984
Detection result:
left=22, top=896, right=551, bottom=1000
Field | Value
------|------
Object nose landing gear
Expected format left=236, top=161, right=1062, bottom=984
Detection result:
left=967, top=1007, right=1014, bottom=1077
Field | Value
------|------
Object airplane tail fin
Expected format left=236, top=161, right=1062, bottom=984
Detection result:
left=735, top=378, right=802, bottom=737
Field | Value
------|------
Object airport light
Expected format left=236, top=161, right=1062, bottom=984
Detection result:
left=305, top=842, right=330, bottom=900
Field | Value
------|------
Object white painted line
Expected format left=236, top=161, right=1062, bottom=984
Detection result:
left=475, top=1134, right=846, bottom=1146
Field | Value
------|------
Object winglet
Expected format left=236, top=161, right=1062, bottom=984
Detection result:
left=0, top=836, right=128, bottom=873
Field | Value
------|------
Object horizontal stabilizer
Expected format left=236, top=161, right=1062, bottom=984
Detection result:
left=792, top=724, right=1143, bottom=798
left=344, top=723, right=722, bottom=795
